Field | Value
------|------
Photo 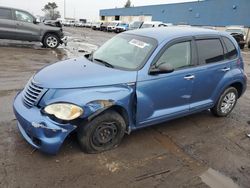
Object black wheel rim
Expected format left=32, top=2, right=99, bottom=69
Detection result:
left=92, top=122, right=118, bottom=147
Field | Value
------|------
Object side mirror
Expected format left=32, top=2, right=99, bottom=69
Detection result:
left=33, top=18, right=40, bottom=24
left=150, top=63, right=174, bottom=75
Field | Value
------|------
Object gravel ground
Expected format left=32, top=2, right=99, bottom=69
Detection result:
left=0, top=27, right=249, bottom=188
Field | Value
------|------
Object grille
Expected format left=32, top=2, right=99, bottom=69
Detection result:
left=22, top=79, right=46, bottom=108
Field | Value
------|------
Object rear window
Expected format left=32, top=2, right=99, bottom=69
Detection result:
left=196, top=39, right=224, bottom=64
left=222, top=37, right=238, bottom=60
left=0, top=8, right=12, bottom=20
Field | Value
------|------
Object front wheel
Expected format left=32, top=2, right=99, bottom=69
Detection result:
left=43, top=33, right=60, bottom=48
left=77, top=111, right=126, bottom=153
left=211, top=87, right=238, bottom=117
left=239, top=43, right=245, bottom=49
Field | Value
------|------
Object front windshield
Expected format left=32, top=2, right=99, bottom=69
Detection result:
left=109, top=22, right=118, bottom=26
left=141, top=24, right=154, bottom=28
left=130, top=21, right=142, bottom=29
left=118, top=23, right=127, bottom=26
left=92, top=34, right=157, bottom=70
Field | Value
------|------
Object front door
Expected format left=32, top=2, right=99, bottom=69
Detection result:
left=14, top=10, right=40, bottom=41
left=136, top=39, right=196, bottom=127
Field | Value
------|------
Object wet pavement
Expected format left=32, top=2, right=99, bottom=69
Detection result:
left=0, top=27, right=250, bottom=188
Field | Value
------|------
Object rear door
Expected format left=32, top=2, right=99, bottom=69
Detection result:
left=190, top=36, right=232, bottom=111
left=14, top=9, right=40, bottom=41
left=0, top=7, right=16, bottom=39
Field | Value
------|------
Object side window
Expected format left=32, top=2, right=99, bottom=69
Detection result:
left=196, top=39, right=224, bottom=64
left=222, top=37, right=238, bottom=60
left=15, top=10, right=33, bottom=23
left=0, top=8, right=12, bottom=20
left=156, top=41, right=191, bottom=70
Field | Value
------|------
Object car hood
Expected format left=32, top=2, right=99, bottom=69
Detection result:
left=33, top=57, right=137, bottom=89
left=43, top=20, right=62, bottom=28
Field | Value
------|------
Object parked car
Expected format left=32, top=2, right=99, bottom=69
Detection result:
left=43, top=20, right=62, bottom=28
left=107, top=21, right=121, bottom=32
left=159, top=23, right=173, bottom=27
left=13, top=27, right=247, bottom=154
left=92, top=22, right=103, bottom=30
left=0, top=6, right=67, bottom=48
left=129, top=21, right=144, bottom=30
left=68, top=20, right=76, bottom=27
left=75, top=22, right=84, bottom=27
left=85, top=22, right=92, bottom=28
left=141, top=21, right=164, bottom=28
left=100, top=22, right=110, bottom=31
left=201, top=26, right=216, bottom=30
left=225, top=26, right=246, bottom=49
left=115, top=23, right=129, bottom=33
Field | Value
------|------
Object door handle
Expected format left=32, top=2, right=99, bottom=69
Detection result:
left=184, top=75, right=195, bottom=80
left=221, top=67, right=230, bottom=72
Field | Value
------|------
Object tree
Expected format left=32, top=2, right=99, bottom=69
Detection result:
left=42, top=2, right=61, bottom=20
left=124, top=0, right=131, bottom=8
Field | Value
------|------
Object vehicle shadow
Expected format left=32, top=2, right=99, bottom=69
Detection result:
left=55, top=110, right=213, bottom=156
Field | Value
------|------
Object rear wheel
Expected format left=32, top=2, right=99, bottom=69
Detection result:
left=43, top=33, right=60, bottom=48
left=211, top=87, right=238, bottom=117
left=77, top=110, right=126, bottom=153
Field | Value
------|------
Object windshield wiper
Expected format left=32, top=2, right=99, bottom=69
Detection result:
left=93, top=58, right=114, bottom=68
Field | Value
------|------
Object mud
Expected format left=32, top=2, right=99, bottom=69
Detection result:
left=0, top=27, right=249, bottom=188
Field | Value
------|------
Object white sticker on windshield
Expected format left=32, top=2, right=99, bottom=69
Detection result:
left=129, top=39, right=149, bottom=48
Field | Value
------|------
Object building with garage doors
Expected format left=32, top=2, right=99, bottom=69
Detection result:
left=99, top=0, right=250, bottom=27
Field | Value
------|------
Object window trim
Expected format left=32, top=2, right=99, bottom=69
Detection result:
left=149, top=36, right=197, bottom=74
left=194, top=36, right=227, bottom=66
left=221, top=36, right=239, bottom=61
left=14, top=9, right=34, bottom=23
left=0, top=7, right=14, bottom=20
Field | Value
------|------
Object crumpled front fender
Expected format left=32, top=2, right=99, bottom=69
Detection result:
left=39, top=84, right=136, bottom=130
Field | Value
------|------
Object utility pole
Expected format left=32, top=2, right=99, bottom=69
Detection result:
left=64, top=0, right=66, bottom=19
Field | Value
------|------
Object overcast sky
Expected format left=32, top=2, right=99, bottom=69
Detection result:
left=0, top=0, right=195, bottom=20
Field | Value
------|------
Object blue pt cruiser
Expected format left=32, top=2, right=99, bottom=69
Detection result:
left=13, top=27, right=247, bottom=154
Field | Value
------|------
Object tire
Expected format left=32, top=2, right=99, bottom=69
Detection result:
left=239, top=44, right=245, bottom=49
left=43, top=33, right=60, bottom=49
left=248, top=43, right=250, bottom=49
left=211, top=87, right=238, bottom=117
left=77, top=110, right=126, bottom=153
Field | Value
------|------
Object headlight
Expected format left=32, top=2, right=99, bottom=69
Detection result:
left=44, top=103, right=83, bottom=121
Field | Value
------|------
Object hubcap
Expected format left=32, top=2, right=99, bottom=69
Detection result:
left=92, top=122, right=118, bottom=147
left=220, top=92, right=236, bottom=114
left=46, top=36, right=58, bottom=48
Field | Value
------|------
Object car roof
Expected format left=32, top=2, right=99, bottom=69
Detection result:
left=143, top=21, right=163, bottom=24
left=125, top=26, right=221, bottom=43
left=0, top=6, right=26, bottom=12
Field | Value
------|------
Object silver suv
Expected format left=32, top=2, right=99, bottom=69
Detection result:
left=0, top=6, right=67, bottom=48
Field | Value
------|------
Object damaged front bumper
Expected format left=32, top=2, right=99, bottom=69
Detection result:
left=60, top=36, right=68, bottom=46
left=13, top=92, right=76, bottom=155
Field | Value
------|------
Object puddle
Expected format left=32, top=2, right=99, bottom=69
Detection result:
left=64, top=41, right=98, bottom=58
left=51, top=49, right=68, bottom=60
left=200, top=168, right=240, bottom=188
